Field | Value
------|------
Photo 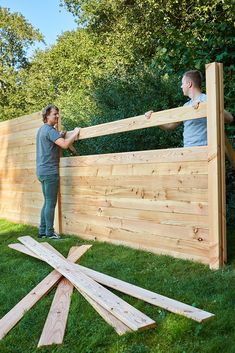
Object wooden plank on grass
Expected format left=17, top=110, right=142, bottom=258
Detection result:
left=18, top=236, right=156, bottom=331
left=0, top=245, right=91, bottom=340
left=11, top=242, right=131, bottom=336
left=8, top=243, right=41, bottom=260
left=14, top=242, right=214, bottom=323
left=42, top=244, right=213, bottom=322
left=78, top=265, right=214, bottom=323
left=42, top=243, right=131, bottom=336
left=80, top=289, right=131, bottom=336
left=37, top=274, right=74, bottom=346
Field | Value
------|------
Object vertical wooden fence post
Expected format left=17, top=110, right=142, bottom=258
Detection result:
left=206, top=62, right=226, bottom=269
left=54, top=114, right=63, bottom=234
left=218, top=63, right=227, bottom=264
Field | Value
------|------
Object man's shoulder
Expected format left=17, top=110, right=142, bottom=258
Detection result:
left=199, top=93, right=207, bottom=102
left=38, top=123, right=49, bottom=131
left=183, top=93, right=207, bottom=107
left=39, top=124, right=56, bottom=133
left=183, top=100, right=191, bottom=107
left=37, top=124, right=53, bottom=139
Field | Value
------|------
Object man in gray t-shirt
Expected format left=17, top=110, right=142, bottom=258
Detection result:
left=36, top=104, right=80, bottom=239
left=145, top=70, right=233, bottom=146
left=36, top=123, right=61, bottom=176
left=183, top=92, right=207, bottom=147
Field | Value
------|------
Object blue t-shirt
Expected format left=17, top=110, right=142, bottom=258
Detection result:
left=36, top=124, right=61, bottom=176
left=183, top=93, right=207, bottom=147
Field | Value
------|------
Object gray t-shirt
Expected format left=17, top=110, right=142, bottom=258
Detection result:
left=183, top=93, right=207, bottom=147
left=36, top=124, right=61, bottom=176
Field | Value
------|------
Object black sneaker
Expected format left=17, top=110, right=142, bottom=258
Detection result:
left=38, top=234, right=46, bottom=239
left=46, top=232, right=62, bottom=240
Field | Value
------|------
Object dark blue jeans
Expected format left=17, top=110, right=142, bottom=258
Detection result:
left=38, top=174, right=59, bottom=236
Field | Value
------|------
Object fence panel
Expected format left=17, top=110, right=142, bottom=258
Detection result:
left=60, top=147, right=210, bottom=264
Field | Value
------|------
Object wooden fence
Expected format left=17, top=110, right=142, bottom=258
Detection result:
left=0, top=62, right=231, bottom=269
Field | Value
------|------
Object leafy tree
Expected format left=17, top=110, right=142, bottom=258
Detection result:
left=0, top=7, right=43, bottom=120
left=61, top=0, right=235, bottom=110
left=1, top=1, right=234, bottom=223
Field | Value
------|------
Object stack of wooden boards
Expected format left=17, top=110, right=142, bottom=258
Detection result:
left=0, top=236, right=214, bottom=347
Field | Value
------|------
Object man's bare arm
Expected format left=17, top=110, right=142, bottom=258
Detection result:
left=158, top=122, right=181, bottom=130
left=144, top=111, right=181, bottom=130
left=224, top=110, right=233, bottom=123
left=59, top=130, right=78, bottom=155
left=55, top=127, right=80, bottom=149
left=68, top=144, right=78, bottom=156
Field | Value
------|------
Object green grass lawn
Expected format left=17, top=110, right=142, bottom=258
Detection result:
left=0, top=218, right=235, bottom=353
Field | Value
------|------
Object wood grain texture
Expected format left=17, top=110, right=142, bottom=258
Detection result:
left=0, top=245, right=91, bottom=340
left=60, top=146, right=208, bottom=167
left=42, top=243, right=131, bottom=336
left=19, top=236, right=156, bottom=331
left=1, top=72, right=226, bottom=269
left=206, top=62, right=226, bottom=269
left=38, top=270, right=74, bottom=346
left=65, top=103, right=207, bottom=140
left=12, top=242, right=214, bottom=323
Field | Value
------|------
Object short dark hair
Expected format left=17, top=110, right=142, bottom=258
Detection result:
left=183, top=70, right=203, bottom=89
left=42, top=104, right=59, bottom=123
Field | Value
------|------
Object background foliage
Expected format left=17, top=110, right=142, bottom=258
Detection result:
left=0, top=1, right=234, bottom=222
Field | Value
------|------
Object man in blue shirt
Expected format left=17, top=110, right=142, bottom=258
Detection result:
left=145, top=70, right=233, bottom=146
left=36, top=104, right=80, bottom=239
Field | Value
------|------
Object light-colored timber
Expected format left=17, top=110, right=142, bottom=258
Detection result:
left=42, top=242, right=131, bottom=336
left=206, top=62, right=226, bottom=269
left=11, top=241, right=214, bottom=323
left=0, top=245, right=91, bottom=340
left=0, top=62, right=231, bottom=268
left=19, top=236, right=156, bottom=331
left=65, top=103, right=207, bottom=140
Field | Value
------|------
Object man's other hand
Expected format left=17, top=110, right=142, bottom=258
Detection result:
left=60, top=130, right=67, bottom=138
left=145, top=110, right=153, bottom=119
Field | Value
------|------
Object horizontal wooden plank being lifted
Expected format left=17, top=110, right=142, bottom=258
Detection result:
left=60, top=146, right=208, bottom=167
left=65, top=103, right=207, bottom=140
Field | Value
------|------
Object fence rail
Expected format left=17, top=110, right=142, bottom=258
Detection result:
left=65, top=103, right=207, bottom=140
